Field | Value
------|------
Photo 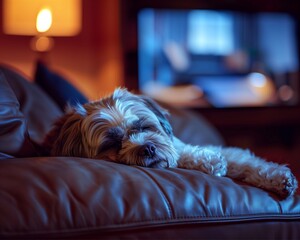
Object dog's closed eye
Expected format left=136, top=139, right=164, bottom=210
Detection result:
left=98, top=139, right=122, bottom=153
left=107, top=127, right=124, bottom=139
left=98, top=127, right=124, bottom=153
left=131, top=118, right=157, bottom=133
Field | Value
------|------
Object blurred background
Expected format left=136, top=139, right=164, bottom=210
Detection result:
left=138, top=9, right=299, bottom=108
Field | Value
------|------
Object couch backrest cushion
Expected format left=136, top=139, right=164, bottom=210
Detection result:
left=0, top=70, right=36, bottom=157
left=0, top=65, right=63, bottom=157
left=34, top=61, right=88, bottom=111
left=160, top=102, right=224, bottom=146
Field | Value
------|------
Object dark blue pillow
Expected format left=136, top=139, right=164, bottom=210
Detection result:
left=34, top=61, right=88, bottom=110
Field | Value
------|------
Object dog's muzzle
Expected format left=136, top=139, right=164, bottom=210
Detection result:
left=139, top=143, right=156, bottom=158
left=138, top=143, right=168, bottom=168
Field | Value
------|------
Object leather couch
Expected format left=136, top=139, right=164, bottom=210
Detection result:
left=1, top=65, right=300, bottom=239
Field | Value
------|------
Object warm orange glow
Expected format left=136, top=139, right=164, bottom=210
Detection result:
left=30, top=36, right=54, bottom=52
left=36, top=8, right=52, bottom=33
left=247, top=72, right=276, bottom=104
left=3, top=0, right=82, bottom=36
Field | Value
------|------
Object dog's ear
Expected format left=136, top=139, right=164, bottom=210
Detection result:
left=43, top=105, right=87, bottom=157
left=140, top=95, right=173, bottom=137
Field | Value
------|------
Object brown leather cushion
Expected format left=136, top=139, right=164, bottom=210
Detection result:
left=0, top=65, right=62, bottom=157
left=0, top=157, right=299, bottom=239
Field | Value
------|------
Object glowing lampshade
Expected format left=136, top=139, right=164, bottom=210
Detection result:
left=3, top=0, right=82, bottom=36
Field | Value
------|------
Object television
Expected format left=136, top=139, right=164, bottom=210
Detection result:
left=121, top=0, right=300, bottom=108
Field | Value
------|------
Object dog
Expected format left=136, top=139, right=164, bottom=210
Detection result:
left=44, top=88, right=298, bottom=199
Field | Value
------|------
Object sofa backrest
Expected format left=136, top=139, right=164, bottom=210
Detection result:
left=0, top=65, right=63, bottom=158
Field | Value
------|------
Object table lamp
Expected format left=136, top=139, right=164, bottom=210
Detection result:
left=3, top=0, right=82, bottom=52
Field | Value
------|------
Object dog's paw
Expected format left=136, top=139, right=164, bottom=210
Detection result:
left=178, top=146, right=228, bottom=176
left=261, top=165, right=298, bottom=199
left=194, top=148, right=227, bottom=177
left=272, top=171, right=298, bottom=198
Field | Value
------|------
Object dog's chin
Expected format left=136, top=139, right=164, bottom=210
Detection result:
left=122, top=148, right=179, bottom=169
left=144, top=158, right=169, bottom=169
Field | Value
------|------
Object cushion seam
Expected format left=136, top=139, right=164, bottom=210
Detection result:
left=2, top=214, right=300, bottom=236
left=135, top=167, right=175, bottom=219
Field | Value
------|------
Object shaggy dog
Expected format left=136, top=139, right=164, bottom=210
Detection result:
left=44, top=88, right=298, bottom=198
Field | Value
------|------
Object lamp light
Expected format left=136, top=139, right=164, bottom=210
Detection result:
left=3, top=0, right=82, bottom=52
left=36, top=8, right=53, bottom=33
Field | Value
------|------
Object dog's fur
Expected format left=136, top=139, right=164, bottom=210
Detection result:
left=44, top=88, right=298, bottom=198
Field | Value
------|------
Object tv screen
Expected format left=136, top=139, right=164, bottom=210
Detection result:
left=138, top=9, right=299, bottom=107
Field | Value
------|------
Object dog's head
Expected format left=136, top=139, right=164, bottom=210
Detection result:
left=44, top=88, right=179, bottom=168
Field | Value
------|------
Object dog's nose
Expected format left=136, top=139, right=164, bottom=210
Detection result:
left=140, top=143, right=156, bottom=157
